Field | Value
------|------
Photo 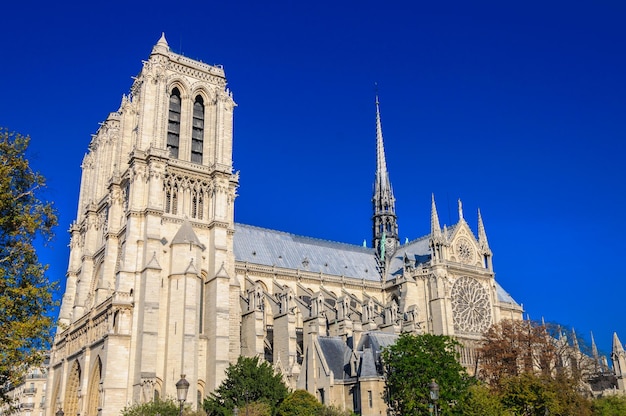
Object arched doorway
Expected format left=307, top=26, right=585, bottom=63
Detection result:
left=64, top=361, right=81, bottom=416
left=85, top=357, right=102, bottom=416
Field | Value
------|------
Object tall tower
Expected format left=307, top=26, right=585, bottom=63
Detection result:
left=47, top=34, right=239, bottom=416
left=372, top=95, right=399, bottom=263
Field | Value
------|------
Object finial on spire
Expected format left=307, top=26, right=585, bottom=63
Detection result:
left=152, top=32, right=170, bottom=54
left=458, top=199, right=464, bottom=221
left=571, top=328, right=580, bottom=350
left=591, top=331, right=599, bottom=360
left=613, top=332, right=625, bottom=353
left=477, top=208, right=490, bottom=249
left=431, top=194, right=441, bottom=237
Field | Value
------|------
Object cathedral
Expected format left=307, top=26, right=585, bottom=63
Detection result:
left=44, top=34, right=622, bottom=416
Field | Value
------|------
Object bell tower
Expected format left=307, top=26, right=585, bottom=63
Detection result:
left=49, top=33, right=239, bottom=416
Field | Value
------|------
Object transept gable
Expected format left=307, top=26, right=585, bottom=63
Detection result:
left=448, top=222, right=481, bottom=266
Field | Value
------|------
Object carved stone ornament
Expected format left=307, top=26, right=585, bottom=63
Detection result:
left=451, top=276, right=492, bottom=333
left=455, top=237, right=475, bottom=264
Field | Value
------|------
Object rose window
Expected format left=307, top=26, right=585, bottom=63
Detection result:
left=451, top=276, right=492, bottom=333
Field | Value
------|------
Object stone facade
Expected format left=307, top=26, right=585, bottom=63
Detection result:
left=1, top=364, right=48, bottom=416
left=44, top=34, right=624, bottom=416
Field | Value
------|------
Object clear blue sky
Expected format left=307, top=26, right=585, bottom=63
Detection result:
left=2, top=1, right=625, bottom=358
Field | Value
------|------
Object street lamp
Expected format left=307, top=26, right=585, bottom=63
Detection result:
left=429, top=379, right=439, bottom=416
left=176, top=374, right=190, bottom=416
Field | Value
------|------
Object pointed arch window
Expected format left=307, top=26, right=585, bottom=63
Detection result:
left=171, top=188, right=178, bottom=215
left=197, top=194, right=204, bottom=220
left=191, top=96, right=204, bottom=164
left=165, top=187, right=178, bottom=215
left=167, top=88, right=181, bottom=158
left=191, top=192, right=198, bottom=219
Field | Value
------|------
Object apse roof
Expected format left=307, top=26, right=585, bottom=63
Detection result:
left=495, top=281, right=519, bottom=305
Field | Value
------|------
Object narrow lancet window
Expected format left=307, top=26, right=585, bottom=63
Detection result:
left=165, top=190, right=172, bottom=213
left=191, top=96, right=204, bottom=164
left=168, top=88, right=181, bottom=158
left=172, top=189, right=178, bottom=215
left=197, top=194, right=204, bottom=220
left=192, top=194, right=198, bottom=219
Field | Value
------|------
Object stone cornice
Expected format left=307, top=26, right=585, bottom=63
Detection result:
left=235, top=262, right=384, bottom=291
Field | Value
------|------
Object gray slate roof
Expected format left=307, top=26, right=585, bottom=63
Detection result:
left=387, top=236, right=431, bottom=277
left=233, top=223, right=520, bottom=306
left=233, top=223, right=381, bottom=281
left=495, top=281, right=518, bottom=305
left=317, top=337, right=352, bottom=380
left=357, top=332, right=399, bottom=377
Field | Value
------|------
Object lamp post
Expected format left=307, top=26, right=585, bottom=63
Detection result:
left=429, top=379, right=439, bottom=416
left=176, top=374, right=190, bottom=416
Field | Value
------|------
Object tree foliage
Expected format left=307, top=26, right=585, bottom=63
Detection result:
left=235, top=401, right=272, bottom=416
left=457, top=383, right=509, bottom=416
left=477, top=319, right=595, bottom=415
left=592, top=394, right=626, bottom=416
left=276, top=390, right=322, bottom=416
left=381, top=333, right=472, bottom=415
left=0, top=128, right=58, bottom=405
left=203, top=356, right=289, bottom=416
left=479, top=319, right=596, bottom=387
left=121, top=397, right=206, bottom=416
left=121, top=397, right=180, bottom=416
left=276, top=390, right=354, bottom=416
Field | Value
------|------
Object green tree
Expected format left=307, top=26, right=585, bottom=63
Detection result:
left=319, top=405, right=356, bottom=416
left=203, top=356, right=289, bottom=416
left=0, top=128, right=58, bottom=405
left=457, top=383, right=509, bottom=416
left=381, top=333, right=472, bottom=415
left=121, top=397, right=180, bottom=416
left=495, top=373, right=593, bottom=416
left=120, top=397, right=207, bottom=416
left=236, top=401, right=272, bottom=416
left=478, top=319, right=594, bottom=415
left=592, top=395, right=626, bottom=416
left=277, top=390, right=322, bottom=416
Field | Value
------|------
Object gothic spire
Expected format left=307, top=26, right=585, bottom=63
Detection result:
left=613, top=332, right=625, bottom=354
left=571, top=328, right=580, bottom=351
left=591, top=331, right=599, bottom=359
left=477, top=208, right=490, bottom=249
left=372, top=93, right=398, bottom=262
left=431, top=194, right=441, bottom=238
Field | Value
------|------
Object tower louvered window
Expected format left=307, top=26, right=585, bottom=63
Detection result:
left=165, top=187, right=178, bottom=215
left=191, top=192, right=204, bottom=220
left=167, top=88, right=181, bottom=158
left=191, top=96, right=204, bottom=164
